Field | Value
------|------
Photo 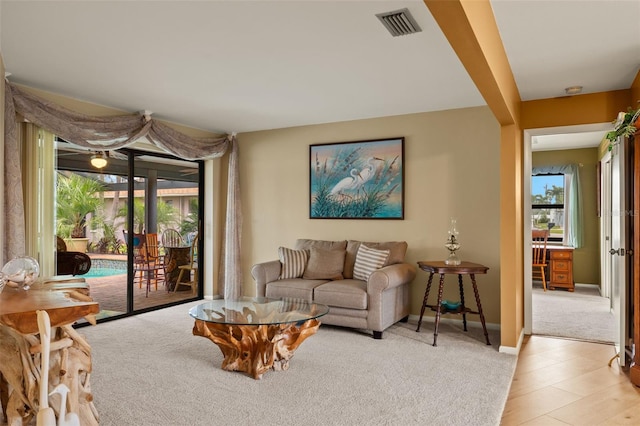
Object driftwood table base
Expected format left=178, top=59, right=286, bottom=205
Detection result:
left=0, top=323, right=98, bottom=426
left=193, top=319, right=321, bottom=380
left=0, top=281, right=99, bottom=425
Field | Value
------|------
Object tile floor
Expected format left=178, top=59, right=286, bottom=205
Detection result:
left=501, top=335, right=640, bottom=425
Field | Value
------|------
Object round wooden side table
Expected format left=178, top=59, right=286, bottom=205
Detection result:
left=416, top=261, right=491, bottom=347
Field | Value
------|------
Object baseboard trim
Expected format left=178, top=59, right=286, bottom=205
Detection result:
left=499, top=329, right=524, bottom=355
left=408, top=314, right=500, bottom=331
left=574, top=282, right=602, bottom=295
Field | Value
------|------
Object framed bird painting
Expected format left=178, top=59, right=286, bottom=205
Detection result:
left=309, top=137, right=404, bottom=219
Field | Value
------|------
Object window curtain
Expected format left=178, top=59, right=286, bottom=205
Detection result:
left=3, top=81, right=243, bottom=297
left=532, top=164, right=583, bottom=248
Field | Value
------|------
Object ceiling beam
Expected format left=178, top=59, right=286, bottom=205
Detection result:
left=424, top=0, right=524, bottom=350
left=424, top=0, right=520, bottom=126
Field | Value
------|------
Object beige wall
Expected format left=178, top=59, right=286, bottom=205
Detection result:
left=238, top=106, right=503, bottom=324
left=532, top=148, right=600, bottom=285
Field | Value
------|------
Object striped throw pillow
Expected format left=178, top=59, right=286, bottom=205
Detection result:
left=353, top=244, right=390, bottom=281
left=278, top=247, right=309, bottom=279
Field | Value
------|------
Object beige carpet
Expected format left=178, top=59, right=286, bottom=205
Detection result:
left=79, top=301, right=516, bottom=426
left=532, top=283, right=615, bottom=343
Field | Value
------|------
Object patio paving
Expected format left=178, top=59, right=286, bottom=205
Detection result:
left=86, top=272, right=197, bottom=317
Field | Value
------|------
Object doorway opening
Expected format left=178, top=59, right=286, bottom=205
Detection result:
left=524, top=123, right=616, bottom=344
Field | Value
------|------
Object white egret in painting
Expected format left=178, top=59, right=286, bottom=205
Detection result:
left=358, top=157, right=383, bottom=186
left=330, top=168, right=362, bottom=196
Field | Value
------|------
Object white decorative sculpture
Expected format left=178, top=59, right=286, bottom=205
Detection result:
left=35, top=310, right=81, bottom=426
left=36, top=310, right=56, bottom=426
left=49, top=384, right=80, bottom=426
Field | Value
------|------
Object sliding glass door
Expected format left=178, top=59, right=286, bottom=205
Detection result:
left=55, top=140, right=203, bottom=321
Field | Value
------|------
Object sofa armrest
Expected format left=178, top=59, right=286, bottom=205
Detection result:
left=251, top=260, right=281, bottom=297
left=367, top=263, right=417, bottom=294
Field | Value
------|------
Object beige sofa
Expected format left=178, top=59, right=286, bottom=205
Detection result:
left=251, top=239, right=416, bottom=339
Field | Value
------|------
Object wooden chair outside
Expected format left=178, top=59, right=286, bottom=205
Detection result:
left=127, top=231, right=165, bottom=297
left=161, top=228, right=184, bottom=248
left=145, top=233, right=166, bottom=288
left=174, top=234, right=198, bottom=294
left=532, top=229, right=549, bottom=291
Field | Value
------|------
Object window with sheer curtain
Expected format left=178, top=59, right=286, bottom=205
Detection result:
left=532, top=164, right=583, bottom=248
left=4, top=81, right=243, bottom=299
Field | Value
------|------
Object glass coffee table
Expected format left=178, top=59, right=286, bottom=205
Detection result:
left=189, top=297, right=329, bottom=379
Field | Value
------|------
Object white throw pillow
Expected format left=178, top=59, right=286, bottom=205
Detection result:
left=278, top=247, right=309, bottom=279
left=353, top=244, right=390, bottom=281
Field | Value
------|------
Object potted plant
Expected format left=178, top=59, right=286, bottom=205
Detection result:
left=56, top=172, right=106, bottom=253
left=606, top=108, right=640, bottom=151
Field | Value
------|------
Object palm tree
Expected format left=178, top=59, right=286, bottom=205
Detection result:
left=56, top=173, right=106, bottom=238
left=545, top=185, right=564, bottom=204
left=118, top=198, right=178, bottom=233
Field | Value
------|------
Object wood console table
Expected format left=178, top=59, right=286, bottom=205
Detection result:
left=416, top=261, right=491, bottom=347
left=0, top=281, right=100, bottom=425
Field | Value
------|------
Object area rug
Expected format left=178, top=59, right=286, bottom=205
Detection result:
left=532, top=284, right=615, bottom=343
left=80, top=302, right=516, bottom=426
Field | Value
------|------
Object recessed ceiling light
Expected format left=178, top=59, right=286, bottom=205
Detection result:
left=565, top=86, right=583, bottom=95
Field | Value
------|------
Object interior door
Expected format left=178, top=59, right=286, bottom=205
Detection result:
left=611, top=137, right=628, bottom=365
left=601, top=155, right=612, bottom=303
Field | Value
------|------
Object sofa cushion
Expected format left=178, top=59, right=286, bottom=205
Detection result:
left=278, top=247, right=309, bottom=279
left=313, top=280, right=367, bottom=310
left=265, top=278, right=328, bottom=302
left=303, top=247, right=346, bottom=280
left=353, top=244, right=390, bottom=281
left=295, top=239, right=348, bottom=252
left=344, top=240, right=408, bottom=279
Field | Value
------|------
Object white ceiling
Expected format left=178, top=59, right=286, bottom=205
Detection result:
left=1, top=0, right=639, bottom=149
left=531, top=130, right=608, bottom=152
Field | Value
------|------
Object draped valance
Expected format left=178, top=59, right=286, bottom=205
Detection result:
left=3, top=81, right=242, bottom=297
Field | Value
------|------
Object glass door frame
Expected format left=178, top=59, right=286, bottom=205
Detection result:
left=121, top=147, right=205, bottom=315
left=53, top=141, right=204, bottom=323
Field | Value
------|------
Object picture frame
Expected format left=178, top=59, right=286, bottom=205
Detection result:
left=309, top=137, right=404, bottom=219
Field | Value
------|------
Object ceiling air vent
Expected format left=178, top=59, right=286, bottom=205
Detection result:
left=376, top=8, right=422, bottom=37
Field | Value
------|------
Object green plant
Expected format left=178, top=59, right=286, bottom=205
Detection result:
left=117, top=198, right=179, bottom=233
left=179, top=198, right=199, bottom=235
left=606, top=108, right=640, bottom=151
left=88, top=216, right=124, bottom=254
left=56, top=173, right=106, bottom=238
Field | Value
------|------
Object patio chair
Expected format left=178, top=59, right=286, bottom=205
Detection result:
left=129, top=232, right=165, bottom=297
left=174, top=234, right=198, bottom=294
left=55, top=236, right=92, bottom=276
left=161, top=228, right=184, bottom=248
left=146, top=232, right=166, bottom=284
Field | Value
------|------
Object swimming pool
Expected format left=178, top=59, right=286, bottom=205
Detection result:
left=83, top=267, right=127, bottom=279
